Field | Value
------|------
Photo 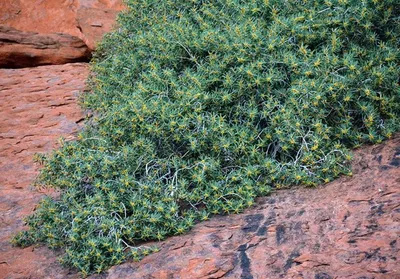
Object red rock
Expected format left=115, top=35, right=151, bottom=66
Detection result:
left=293, top=253, right=330, bottom=265
left=0, top=25, right=91, bottom=68
left=76, top=6, right=120, bottom=50
left=0, top=25, right=90, bottom=68
left=0, top=63, right=88, bottom=279
left=0, top=0, right=124, bottom=51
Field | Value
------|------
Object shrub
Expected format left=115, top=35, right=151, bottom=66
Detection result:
left=13, top=0, right=399, bottom=275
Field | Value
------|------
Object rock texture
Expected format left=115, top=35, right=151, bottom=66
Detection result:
left=0, top=0, right=124, bottom=50
left=103, top=138, right=400, bottom=279
left=0, top=63, right=88, bottom=279
left=0, top=25, right=90, bottom=68
left=76, top=6, right=120, bottom=50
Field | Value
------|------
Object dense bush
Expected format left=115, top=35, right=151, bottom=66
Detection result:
left=13, top=0, right=399, bottom=275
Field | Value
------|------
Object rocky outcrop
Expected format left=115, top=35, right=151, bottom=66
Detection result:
left=104, top=138, right=400, bottom=279
left=0, top=0, right=124, bottom=50
left=0, top=26, right=90, bottom=68
left=0, top=63, right=88, bottom=279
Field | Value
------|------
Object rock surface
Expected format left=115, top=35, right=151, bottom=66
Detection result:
left=0, top=25, right=90, bottom=68
left=0, top=63, right=88, bottom=279
left=76, top=6, right=121, bottom=50
left=0, top=0, right=124, bottom=50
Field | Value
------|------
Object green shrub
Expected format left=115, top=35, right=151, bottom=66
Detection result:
left=13, top=0, right=399, bottom=275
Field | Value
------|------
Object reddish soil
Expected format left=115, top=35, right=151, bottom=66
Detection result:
left=0, top=62, right=399, bottom=279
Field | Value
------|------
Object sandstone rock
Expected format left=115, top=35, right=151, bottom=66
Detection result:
left=76, top=6, right=120, bottom=50
left=0, top=0, right=124, bottom=51
left=0, top=63, right=88, bottom=279
left=75, top=0, right=125, bottom=50
left=0, top=25, right=90, bottom=68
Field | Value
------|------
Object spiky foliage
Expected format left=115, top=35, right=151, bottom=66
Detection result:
left=13, top=0, right=399, bottom=275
